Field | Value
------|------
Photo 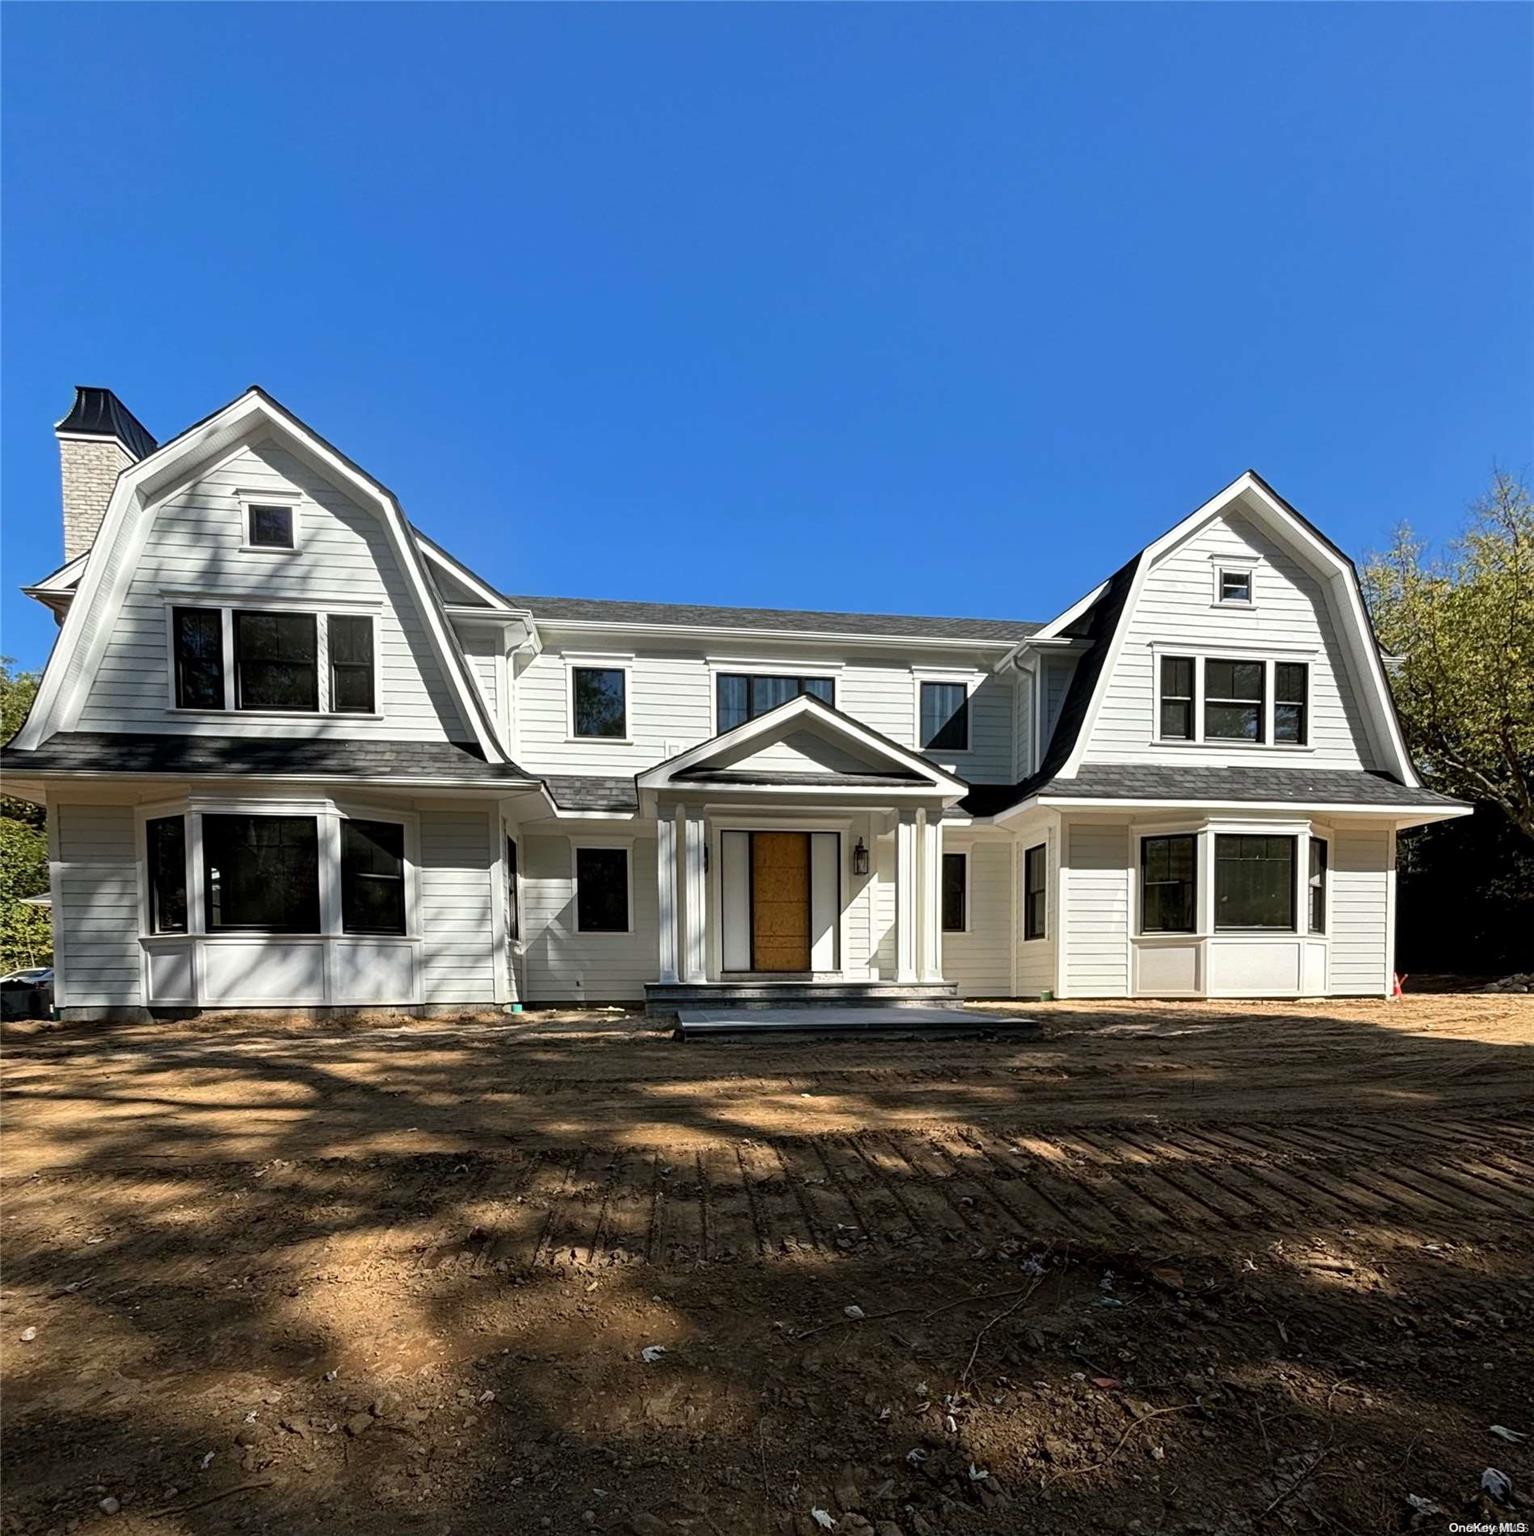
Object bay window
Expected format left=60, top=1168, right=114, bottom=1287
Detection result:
left=1308, top=838, right=1328, bottom=934
left=1214, top=834, right=1296, bottom=930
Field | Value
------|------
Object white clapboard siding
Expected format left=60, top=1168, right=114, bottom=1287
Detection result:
left=942, top=842, right=1013, bottom=997
left=1064, top=821, right=1130, bottom=997
left=521, top=835, right=658, bottom=1003
left=1042, top=659, right=1074, bottom=752
left=1329, top=828, right=1391, bottom=995
left=77, top=442, right=471, bottom=740
left=54, top=803, right=142, bottom=1007
left=417, top=807, right=498, bottom=1005
left=1012, top=670, right=1035, bottom=780
left=458, top=629, right=503, bottom=735
left=512, top=643, right=1015, bottom=783
left=1082, top=512, right=1373, bottom=768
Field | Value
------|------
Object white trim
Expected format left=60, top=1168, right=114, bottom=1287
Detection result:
left=1148, top=649, right=1317, bottom=753
left=1212, top=559, right=1256, bottom=608
left=566, top=656, right=634, bottom=744
left=415, top=536, right=519, bottom=612
left=569, top=837, right=635, bottom=935
left=1028, top=580, right=1108, bottom=642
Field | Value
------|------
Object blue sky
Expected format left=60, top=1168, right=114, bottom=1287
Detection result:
left=3, top=4, right=1530, bottom=672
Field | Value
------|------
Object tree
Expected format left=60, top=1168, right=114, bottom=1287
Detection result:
left=1362, top=471, right=1534, bottom=846
left=0, top=659, right=51, bottom=970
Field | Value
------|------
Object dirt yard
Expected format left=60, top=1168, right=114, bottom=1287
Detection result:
left=3, top=996, right=1531, bottom=1536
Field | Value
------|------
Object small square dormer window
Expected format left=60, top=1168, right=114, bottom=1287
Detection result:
left=1217, top=567, right=1253, bottom=604
left=248, top=503, right=295, bottom=549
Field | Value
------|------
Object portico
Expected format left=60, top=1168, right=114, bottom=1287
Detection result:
left=637, top=695, right=966, bottom=1007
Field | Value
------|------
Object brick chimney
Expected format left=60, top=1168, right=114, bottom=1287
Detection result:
left=55, top=387, right=157, bottom=561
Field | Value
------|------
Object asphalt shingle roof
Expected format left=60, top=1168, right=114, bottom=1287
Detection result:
left=502, top=593, right=1040, bottom=644
left=0, top=733, right=535, bottom=784
left=543, top=775, right=640, bottom=813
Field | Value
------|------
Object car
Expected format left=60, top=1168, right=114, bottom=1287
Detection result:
left=0, top=967, right=55, bottom=1019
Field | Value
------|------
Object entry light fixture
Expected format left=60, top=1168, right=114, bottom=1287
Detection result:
left=852, top=837, right=870, bottom=877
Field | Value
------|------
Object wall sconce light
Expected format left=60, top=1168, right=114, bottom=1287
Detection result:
left=852, top=837, right=870, bottom=877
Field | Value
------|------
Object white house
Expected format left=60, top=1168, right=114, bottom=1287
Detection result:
left=2, top=386, right=1469, bottom=1021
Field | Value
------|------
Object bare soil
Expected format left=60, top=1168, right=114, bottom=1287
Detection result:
left=3, top=996, right=1531, bottom=1536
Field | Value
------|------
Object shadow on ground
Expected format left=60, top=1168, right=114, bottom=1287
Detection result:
left=2, top=997, right=1531, bottom=1534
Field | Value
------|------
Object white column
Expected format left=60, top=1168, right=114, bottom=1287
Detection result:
left=894, top=809, right=918, bottom=984
left=656, top=809, right=679, bottom=984
left=918, top=809, right=942, bottom=982
left=681, top=804, right=708, bottom=982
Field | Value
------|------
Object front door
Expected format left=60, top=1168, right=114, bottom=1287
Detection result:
left=750, top=831, right=812, bottom=972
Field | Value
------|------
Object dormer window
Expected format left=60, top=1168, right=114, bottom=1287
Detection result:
left=1216, top=566, right=1254, bottom=605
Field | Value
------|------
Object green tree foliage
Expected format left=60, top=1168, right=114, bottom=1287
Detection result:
left=1362, top=471, right=1534, bottom=845
left=0, top=659, right=52, bottom=969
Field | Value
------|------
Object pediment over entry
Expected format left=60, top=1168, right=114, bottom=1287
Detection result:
left=636, top=694, right=967, bottom=799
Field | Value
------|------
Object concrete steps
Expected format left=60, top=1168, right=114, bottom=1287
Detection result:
left=644, top=980, right=960, bottom=1019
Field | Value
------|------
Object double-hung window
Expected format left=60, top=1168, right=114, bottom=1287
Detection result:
left=1023, top=843, right=1047, bottom=940
left=329, top=616, right=376, bottom=714
left=1158, top=657, right=1195, bottom=741
left=941, top=852, right=967, bottom=933
left=1274, top=663, right=1308, bottom=745
left=716, top=674, right=834, bottom=733
left=572, top=667, right=627, bottom=738
left=1214, top=834, right=1296, bottom=930
left=146, top=815, right=188, bottom=934
left=920, top=681, right=970, bottom=751
left=173, top=608, right=225, bottom=710
left=340, top=820, right=407, bottom=935
left=1203, top=659, right=1265, bottom=742
left=1141, top=834, right=1197, bottom=933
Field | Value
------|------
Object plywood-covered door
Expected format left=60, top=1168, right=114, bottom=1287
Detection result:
left=751, top=831, right=811, bottom=972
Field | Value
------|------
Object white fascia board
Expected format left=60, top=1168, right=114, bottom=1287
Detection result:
left=636, top=692, right=967, bottom=795
left=16, top=388, right=511, bottom=766
left=415, top=535, right=518, bottom=613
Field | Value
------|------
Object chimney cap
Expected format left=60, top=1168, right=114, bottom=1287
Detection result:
left=55, top=386, right=157, bottom=462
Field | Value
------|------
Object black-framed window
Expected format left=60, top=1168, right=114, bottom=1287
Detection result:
left=506, top=837, right=520, bottom=943
left=1308, top=838, right=1328, bottom=934
left=1218, top=568, right=1253, bottom=603
left=248, top=504, right=295, bottom=549
left=1275, top=662, right=1308, bottom=745
left=1204, top=659, right=1264, bottom=742
left=146, top=815, right=187, bottom=934
left=329, top=615, right=375, bottom=714
left=1024, top=843, right=1047, bottom=940
left=1141, top=834, right=1197, bottom=934
left=234, top=611, right=318, bottom=711
left=575, top=846, right=629, bottom=932
left=572, top=667, right=627, bottom=738
left=173, top=607, right=225, bottom=710
left=203, top=814, right=320, bottom=933
left=340, top=819, right=406, bottom=935
left=1215, top=834, right=1296, bottom=931
left=941, top=852, right=967, bottom=933
left=1159, top=656, right=1194, bottom=741
left=717, top=674, right=834, bottom=733
left=920, top=681, right=969, bottom=751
